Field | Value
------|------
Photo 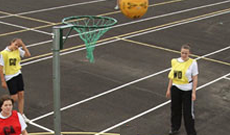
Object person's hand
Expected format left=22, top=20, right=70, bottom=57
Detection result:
left=166, top=89, right=171, bottom=99
left=192, top=92, right=196, bottom=101
left=1, top=81, right=7, bottom=89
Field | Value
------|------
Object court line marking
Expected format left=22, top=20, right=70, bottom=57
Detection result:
left=1, top=0, right=229, bottom=38
left=0, top=0, right=109, bottom=31
left=97, top=0, right=184, bottom=16
left=0, top=0, right=183, bottom=37
left=0, top=10, right=55, bottom=24
left=0, top=0, right=107, bottom=19
left=29, top=51, right=230, bottom=132
left=98, top=72, right=230, bottom=134
left=28, top=121, right=54, bottom=133
left=21, top=7, right=230, bottom=66
left=17, top=0, right=185, bottom=49
left=224, top=77, right=230, bottom=81
left=0, top=0, right=226, bottom=134
left=29, top=43, right=230, bottom=123
left=0, top=0, right=108, bottom=36
left=0, top=20, right=52, bottom=35
left=11, top=2, right=230, bottom=132
left=20, top=0, right=230, bottom=49
left=7, top=3, right=228, bottom=37
left=28, top=132, right=119, bottom=135
left=1, top=0, right=230, bottom=38
left=24, top=6, right=230, bottom=131
left=120, top=38, right=230, bottom=66
left=116, top=8, right=230, bottom=39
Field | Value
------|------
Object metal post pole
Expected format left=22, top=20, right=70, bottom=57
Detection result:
left=52, top=26, right=62, bottom=135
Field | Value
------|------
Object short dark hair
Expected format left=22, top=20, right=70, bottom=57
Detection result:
left=181, top=44, right=191, bottom=52
left=0, top=95, right=14, bottom=111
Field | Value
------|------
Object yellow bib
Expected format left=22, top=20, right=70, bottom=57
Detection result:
left=1, top=49, right=21, bottom=75
left=168, top=58, right=193, bottom=85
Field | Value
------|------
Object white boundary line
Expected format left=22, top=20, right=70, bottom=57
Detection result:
left=4, top=0, right=227, bottom=132
left=0, top=0, right=106, bottom=19
left=98, top=72, right=230, bottom=134
left=224, top=77, right=230, bottom=81
left=21, top=7, right=230, bottom=66
left=0, top=0, right=106, bottom=36
left=0, top=21, right=52, bottom=35
left=19, top=4, right=230, bottom=132
left=15, top=0, right=230, bottom=49
left=29, top=121, right=54, bottom=133
left=29, top=40, right=230, bottom=123
left=23, top=0, right=230, bottom=48
left=122, top=9, right=230, bottom=39
left=28, top=0, right=230, bottom=47
left=30, top=68, right=170, bottom=122
left=1, top=0, right=230, bottom=42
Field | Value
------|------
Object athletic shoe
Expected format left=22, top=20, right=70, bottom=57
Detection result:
left=169, top=130, right=179, bottom=135
left=114, top=5, right=119, bottom=10
left=22, top=114, right=30, bottom=123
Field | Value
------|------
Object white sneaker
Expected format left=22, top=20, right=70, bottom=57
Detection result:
left=114, top=5, right=119, bottom=10
left=22, top=114, right=30, bottom=123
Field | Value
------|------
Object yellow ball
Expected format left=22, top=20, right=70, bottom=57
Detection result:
left=119, top=0, right=149, bottom=19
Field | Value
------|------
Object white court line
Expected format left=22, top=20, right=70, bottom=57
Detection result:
left=29, top=39, right=230, bottom=123
left=0, top=0, right=106, bottom=36
left=3, top=1, right=230, bottom=42
left=26, top=8, right=230, bottom=131
left=0, top=21, right=52, bottom=35
left=24, top=0, right=230, bottom=48
left=30, top=68, right=170, bottom=122
left=124, top=10, right=230, bottom=39
left=22, top=7, right=230, bottom=66
left=17, top=1, right=230, bottom=132
left=98, top=72, right=230, bottom=134
left=29, top=121, right=54, bottom=133
left=0, top=0, right=106, bottom=19
left=25, top=3, right=230, bottom=123
left=224, top=77, right=230, bottom=81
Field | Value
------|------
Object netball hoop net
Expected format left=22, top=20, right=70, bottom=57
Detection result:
left=51, top=16, right=117, bottom=135
left=62, top=15, right=117, bottom=63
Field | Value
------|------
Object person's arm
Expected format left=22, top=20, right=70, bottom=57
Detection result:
left=192, top=75, right=198, bottom=101
left=0, top=65, right=7, bottom=89
left=17, top=39, right=31, bottom=57
left=191, top=60, right=198, bottom=101
left=21, top=130, right=28, bottom=135
left=17, top=112, right=28, bottom=134
left=166, top=79, right=173, bottom=99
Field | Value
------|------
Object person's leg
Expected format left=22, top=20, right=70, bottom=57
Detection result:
left=18, top=91, right=24, bottom=114
left=7, top=77, right=19, bottom=102
left=10, top=94, right=18, bottom=102
left=17, top=74, right=30, bottom=123
left=170, top=86, right=182, bottom=132
left=10, top=94, right=18, bottom=110
left=16, top=74, right=25, bottom=114
left=115, top=0, right=119, bottom=10
left=183, top=91, right=197, bottom=135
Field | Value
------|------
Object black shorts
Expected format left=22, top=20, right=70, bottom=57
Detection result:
left=6, top=74, right=24, bottom=95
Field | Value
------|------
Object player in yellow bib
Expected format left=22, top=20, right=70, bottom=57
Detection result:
left=168, top=58, right=194, bottom=85
left=0, top=38, right=31, bottom=123
left=166, top=44, right=198, bottom=135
